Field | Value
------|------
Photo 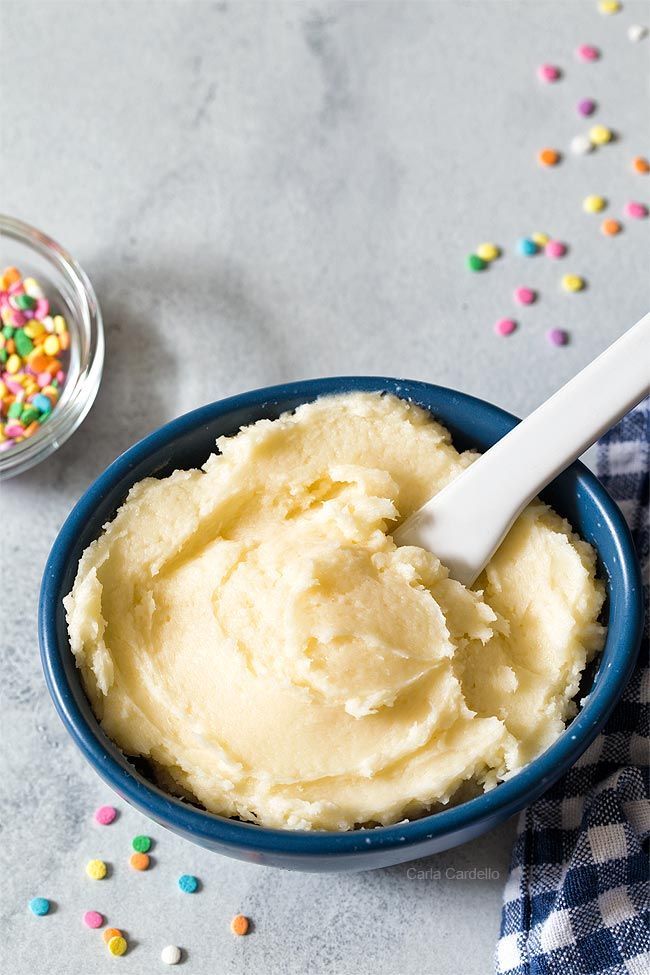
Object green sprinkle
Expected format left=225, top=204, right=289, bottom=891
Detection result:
left=20, top=407, right=39, bottom=425
left=132, top=835, right=151, bottom=853
left=0, top=349, right=7, bottom=363
left=14, top=330, right=34, bottom=357
left=467, top=254, right=487, bottom=272
left=2, top=325, right=15, bottom=339
left=8, top=402, right=23, bottom=419
left=14, top=293, right=36, bottom=310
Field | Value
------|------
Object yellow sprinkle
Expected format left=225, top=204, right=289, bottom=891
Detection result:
left=532, top=232, right=550, bottom=247
left=562, top=274, right=585, bottom=293
left=22, top=277, right=45, bottom=298
left=85, top=858, right=107, bottom=880
left=6, top=354, right=21, bottom=374
left=476, top=242, right=501, bottom=262
left=53, top=315, right=68, bottom=335
left=107, top=935, right=128, bottom=957
left=0, top=382, right=6, bottom=398
left=598, top=0, right=621, bottom=13
left=589, top=124, right=612, bottom=146
left=43, top=335, right=61, bottom=356
left=583, top=194, right=607, bottom=213
left=24, top=320, right=45, bottom=339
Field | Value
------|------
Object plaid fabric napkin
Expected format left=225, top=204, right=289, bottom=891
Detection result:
left=496, top=400, right=649, bottom=975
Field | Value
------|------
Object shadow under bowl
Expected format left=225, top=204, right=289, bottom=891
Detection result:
left=39, top=378, right=644, bottom=871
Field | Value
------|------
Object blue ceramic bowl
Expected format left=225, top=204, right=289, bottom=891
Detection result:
left=39, top=378, right=643, bottom=872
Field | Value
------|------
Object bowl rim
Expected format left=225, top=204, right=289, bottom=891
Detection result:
left=39, top=377, right=644, bottom=857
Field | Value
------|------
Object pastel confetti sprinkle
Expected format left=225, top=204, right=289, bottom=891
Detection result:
left=102, top=928, right=123, bottom=944
left=532, top=232, right=549, bottom=246
left=570, top=134, right=594, bottom=155
left=94, top=805, right=117, bottom=826
left=28, top=897, right=50, bottom=916
left=547, top=329, right=569, bottom=346
left=85, top=858, right=107, bottom=880
left=230, top=914, right=250, bottom=936
left=517, top=237, right=539, bottom=256
left=545, top=240, right=568, bottom=259
left=583, top=194, right=607, bottom=213
left=83, top=910, right=104, bottom=929
left=467, top=253, right=487, bottom=271
left=514, top=286, right=536, bottom=305
left=178, top=874, right=199, bottom=894
left=628, top=25, right=648, bottom=42
left=601, top=218, right=623, bottom=235
left=562, top=274, right=586, bottom=292
left=161, top=945, right=183, bottom=965
left=132, top=835, right=152, bottom=853
left=589, top=124, right=613, bottom=145
left=598, top=0, right=621, bottom=14
left=538, top=147, right=561, bottom=166
left=476, top=242, right=501, bottom=262
left=107, top=935, right=128, bottom=956
left=576, top=44, right=600, bottom=62
left=632, top=156, right=650, bottom=173
left=624, top=201, right=648, bottom=218
left=577, top=98, right=597, bottom=117
left=537, top=63, right=561, bottom=83
left=129, top=852, right=150, bottom=871
left=494, top=318, right=517, bottom=337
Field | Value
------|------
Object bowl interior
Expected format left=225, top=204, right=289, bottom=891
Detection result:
left=40, top=378, right=643, bottom=866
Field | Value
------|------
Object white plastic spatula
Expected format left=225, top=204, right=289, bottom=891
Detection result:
left=393, top=313, right=650, bottom=587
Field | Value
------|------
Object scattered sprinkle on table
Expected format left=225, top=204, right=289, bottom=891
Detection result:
left=538, top=147, right=561, bottom=167
left=589, top=124, right=613, bottom=145
left=131, top=835, right=152, bottom=853
left=570, top=134, right=593, bottom=155
left=83, top=910, right=104, bottom=929
left=494, top=318, right=517, bottom=337
left=537, top=63, right=561, bottom=83
left=562, top=274, right=586, bottom=292
left=0, top=266, right=70, bottom=451
left=230, top=914, right=250, bottom=936
left=545, top=240, right=567, bottom=258
left=598, top=0, right=621, bottom=14
left=632, top=156, right=649, bottom=174
left=86, top=859, right=107, bottom=880
left=94, top=805, right=117, bottom=826
left=627, top=24, right=648, bottom=42
left=624, top=201, right=648, bottom=219
left=103, top=927, right=123, bottom=944
left=467, top=253, right=487, bottom=271
left=517, top=237, right=539, bottom=256
left=178, top=874, right=199, bottom=894
left=513, top=286, right=536, bottom=305
left=577, top=98, right=597, bottom=117
left=129, top=852, right=150, bottom=871
left=107, top=935, right=128, bottom=956
left=476, top=242, right=501, bottom=262
left=601, top=218, right=623, bottom=236
left=583, top=194, right=607, bottom=213
left=161, top=945, right=183, bottom=966
left=28, top=897, right=50, bottom=916
left=576, top=43, right=600, bottom=62
left=547, top=328, right=569, bottom=346
left=532, top=232, right=549, bottom=246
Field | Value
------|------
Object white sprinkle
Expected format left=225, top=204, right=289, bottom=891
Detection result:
left=570, top=134, right=594, bottom=156
left=161, top=945, right=182, bottom=965
left=628, top=24, right=648, bottom=42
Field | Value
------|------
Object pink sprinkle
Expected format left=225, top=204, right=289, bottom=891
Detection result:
left=624, top=201, right=648, bottom=219
left=545, top=240, right=568, bottom=259
left=83, top=910, right=104, bottom=929
left=56, top=370, right=65, bottom=384
left=5, top=422, right=25, bottom=437
left=8, top=281, right=24, bottom=295
left=576, top=44, right=600, bottom=62
left=94, top=805, right=117, bottom=826
left=494, top=318, right=517, bottom=337
left=37, top=372, right=52, bottom=388
left=577, top=98, right=597, bottom=117
left=8, top=309, right=26, bottom=327
left=514, top=286, right=537, bottom=306
left=547, top=328, right=569, bottom=346
left=537, top=63, right=561, bottom=83
left=5, top=379, right=23, bottom=394
left=35, top=298, right=50, bottom=319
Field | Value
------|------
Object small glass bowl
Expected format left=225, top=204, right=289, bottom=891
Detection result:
left=0, top=215, right=104, bottom=479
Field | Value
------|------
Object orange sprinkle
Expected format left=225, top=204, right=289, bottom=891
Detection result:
left=632, top=156, right=649, bottom=174
left=23, top=422, right=40, bottom=438
left=1, top=266, right=20, bottom=287
left=102, top=927, right=123, bottom=944
left=129, top=852, right=150, bottom=871
left=230, top=914, right=250, bottom=936
left=601, top=218, right=623, bottom=236
left=538, top=148, right=561, bottom=167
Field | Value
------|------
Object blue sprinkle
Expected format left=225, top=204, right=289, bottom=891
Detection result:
left=32, top=393, right=53, bottom=414
left=517, top=237, right=539, bottom=256
left=29, top=897, right=50, bottom=916
left=178, top=874, right=199, bottom=894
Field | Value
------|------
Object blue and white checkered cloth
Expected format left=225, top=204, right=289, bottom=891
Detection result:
left=496, top=400, right=649, bottom=975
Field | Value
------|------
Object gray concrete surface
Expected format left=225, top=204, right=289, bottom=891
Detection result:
left=1, top=2, right=648, bottom=973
